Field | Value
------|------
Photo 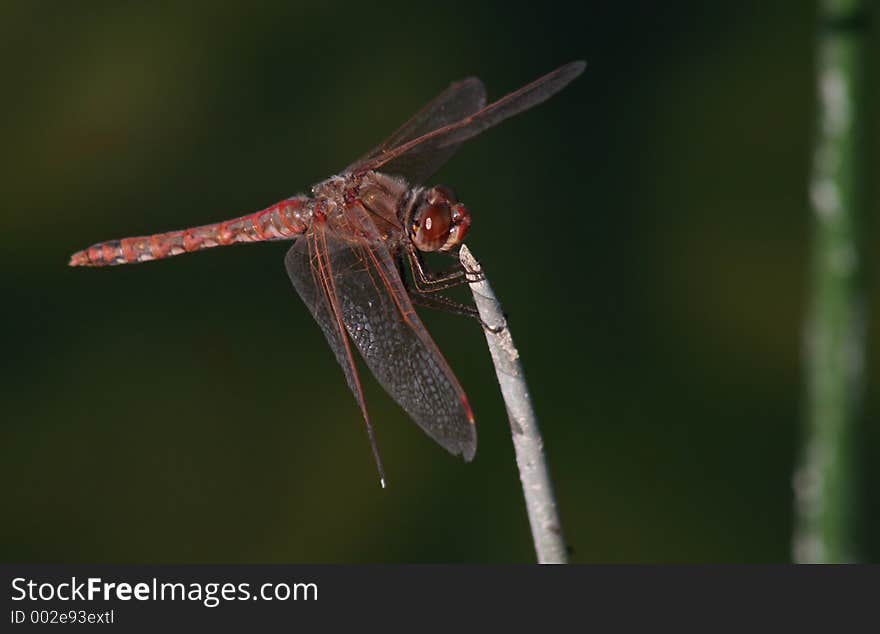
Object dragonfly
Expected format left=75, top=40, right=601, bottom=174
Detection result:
left=70, top=61, right=586, bottom=486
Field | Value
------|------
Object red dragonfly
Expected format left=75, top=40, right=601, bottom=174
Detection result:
left=70, top=61, right=585, bottom=485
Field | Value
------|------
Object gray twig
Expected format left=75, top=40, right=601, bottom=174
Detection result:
left=460, top=244, right=567, bottom=564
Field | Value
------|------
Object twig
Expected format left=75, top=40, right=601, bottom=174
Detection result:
left=793, top=0, right=869, bottom=563
left=460, top=244, right=567, bottom=563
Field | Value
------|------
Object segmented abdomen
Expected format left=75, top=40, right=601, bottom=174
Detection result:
left=69, top=197, right=311, bottom=267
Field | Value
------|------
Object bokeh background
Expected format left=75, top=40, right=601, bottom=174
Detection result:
left=1, top=1, right=878, bottom=562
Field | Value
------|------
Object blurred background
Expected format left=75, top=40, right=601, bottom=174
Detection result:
left=1, top=1, right=877, bottom=562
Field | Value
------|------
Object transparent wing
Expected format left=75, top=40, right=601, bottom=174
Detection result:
left=354, top=61, right=586, bottom=184
left=284, top=212, right=477, bottom=461
left=285, top=228, right=388, bottom=479
left=346, top=77, right=487, bottom=184
left=285, top=231, right=364, bottom=414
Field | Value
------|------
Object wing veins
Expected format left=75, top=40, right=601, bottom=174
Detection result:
left=311, top=226, right=386, bottom=483
left=366, top=61, right=586, bottom=176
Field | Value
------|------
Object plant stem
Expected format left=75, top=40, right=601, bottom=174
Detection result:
left=794, top=0, right=870, bottom=563
left=460, top=245, right=567, bottom=564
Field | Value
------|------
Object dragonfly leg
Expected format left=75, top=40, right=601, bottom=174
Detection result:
left=405, top=245, right=484, bottom=293
left=409, top=289, right=504, bottom=333
left=408, top=290, right=480, bottom=319
left=400, top=251, right=504, bottom=333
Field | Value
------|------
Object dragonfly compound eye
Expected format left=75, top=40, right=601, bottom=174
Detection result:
left=427, top=184, right=457, bottom=205
left=414, top=203, right=452, bottom=252
left=412, top=198, right=471, bottom=252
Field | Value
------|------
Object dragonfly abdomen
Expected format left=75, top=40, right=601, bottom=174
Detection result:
left=69, top=197, right=312, bottom=267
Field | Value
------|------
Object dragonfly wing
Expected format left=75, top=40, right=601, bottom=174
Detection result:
left=285, top=232, right=363, bottom=408
left=286, top=209, right=476, bottom=461
left=366, top=61, right=586, bottom=182
left=346, top=76, right=487, bottom=184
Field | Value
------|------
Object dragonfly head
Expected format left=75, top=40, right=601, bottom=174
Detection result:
left=411, top=185, right=471, bottom=253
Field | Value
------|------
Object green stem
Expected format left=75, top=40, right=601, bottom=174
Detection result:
left=794, top=0, right=870, bottom=563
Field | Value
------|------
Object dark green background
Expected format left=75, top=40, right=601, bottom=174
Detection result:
left=2, top=1, right=878, bottom=562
